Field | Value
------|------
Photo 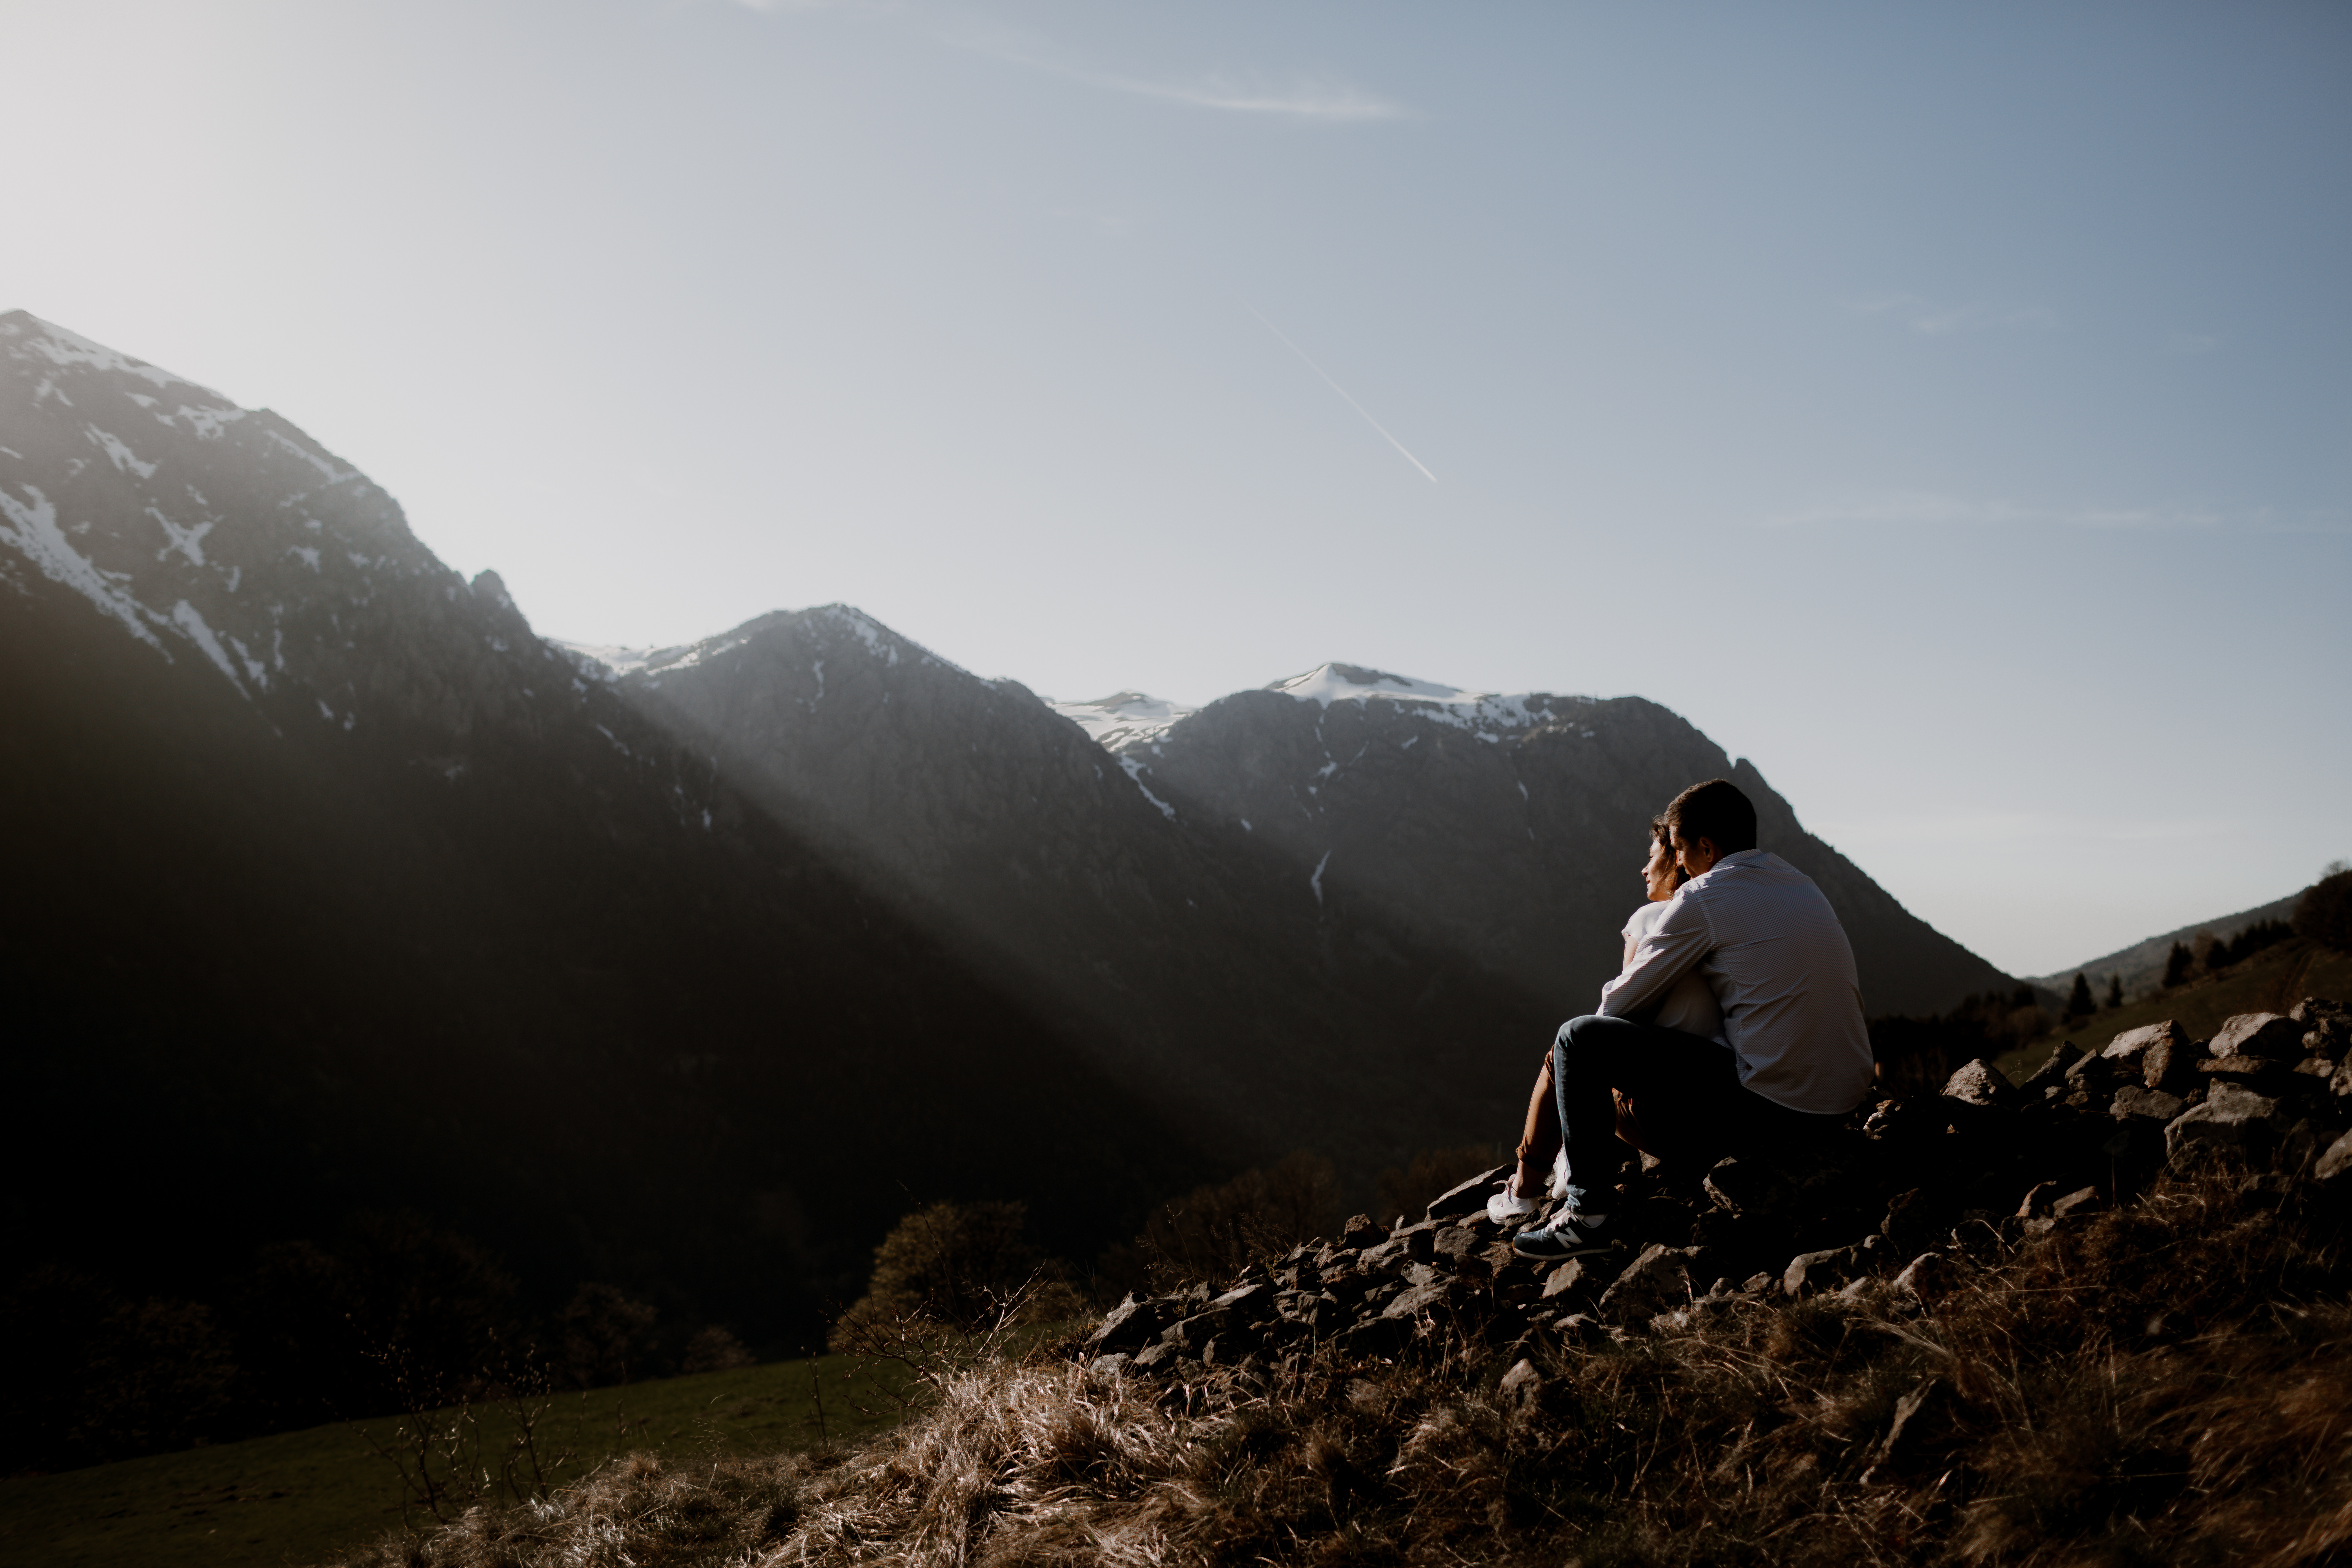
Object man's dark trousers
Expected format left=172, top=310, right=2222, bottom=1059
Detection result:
left=1549, top=1013, right=1833, bottom=1212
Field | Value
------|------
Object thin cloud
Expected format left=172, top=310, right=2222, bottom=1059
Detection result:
left=1769, top=490, right=2348, bottom=535
left=720, top=0, right=1410, bottom=121
left=1843, top=293, right=2057, bottom=336
left=948, top=31, right=1408, bottom=120
left=1765, top=490, right=2220, bottom=530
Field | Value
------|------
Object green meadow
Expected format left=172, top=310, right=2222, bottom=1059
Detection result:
left=1997, top=936, right=2352, bottom=1083
left=1, top=1353, right=913, bottom=1568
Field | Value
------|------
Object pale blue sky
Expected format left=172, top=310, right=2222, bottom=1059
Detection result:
left=4, top=0, right=2346, bottom=975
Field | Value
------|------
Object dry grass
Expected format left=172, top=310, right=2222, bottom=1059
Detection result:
left=336, top=1168, right=2352, bottom=1568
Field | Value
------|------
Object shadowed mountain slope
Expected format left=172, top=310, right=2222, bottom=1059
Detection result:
left=577, top=635, right=2014, bottom=1198
left=0, top=311, right=1205, bottom=1344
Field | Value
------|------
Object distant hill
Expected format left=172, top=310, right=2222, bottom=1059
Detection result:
left=2031, top=889, right=2310, bottom=1000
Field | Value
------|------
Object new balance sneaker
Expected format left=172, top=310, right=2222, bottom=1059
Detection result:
left=1510, top=1209, right=1614, bottom=1261
left=1485, top=1173, right=1538, bottom=1225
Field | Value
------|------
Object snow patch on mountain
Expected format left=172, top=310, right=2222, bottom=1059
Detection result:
left=1267, top=662, right=1584, bottom=737
left=8, top=315, right=205, bottom=393
left=1049, top=690, right=1198, bottom=752
left=171, top=599, right=244, bottom=693
left=0, top=482, right=167, bottom=650
left=87, top=426, right=156, bottom=478
left=1118, top=755, right=1177, bottom=820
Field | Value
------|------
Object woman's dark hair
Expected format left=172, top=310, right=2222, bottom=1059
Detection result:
left=1649, top=815, right=1693, bottom=888
left=1662, top=779, right=1759, bottom=856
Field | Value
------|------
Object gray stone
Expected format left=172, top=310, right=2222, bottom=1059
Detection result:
left=1373, top=1278, right=1449, bottom=1316
left=1335, top=1314, right=1412, bottom=1361
left=1087, top=1353, right=1130, bottom=1378
left=2021, top=1041, right=2083, bottom=1094
left=1704, top=1155, right=1794, bottom=1218
left=1497, top=1356, right=1542, bottom=1423
left=1540, top=1258, right=1595, bottom=1300
left=1783, top=1245, right=1860, bottom=1297
left=2315, top=1130, right=2352, bottom=1184
left=1425, top=1165, right=1512, bottom=1223
left=2102, top=1020, right=2187, bottom=1067
left=1892, top=1252, right=1953, bottom=1301
left=1599, top=1243, right=1698, bottom=1322
left=2165, top=1080, right=2285, bottom=1163
left=1211, top=1281, right=1269, bottom=1314
left=2112, top=1085, right=2187, bottom=1123
left=1941, top=1058, right=2020, bottom=1109
left=1432, top=1224, right=1483, bottom=1260
left=2210, top=1013, right=2305, bottom=1059
left=2051, top=1186, right=2101, bottom=1219
left=1083, top=1295, right=1163, bottom=1355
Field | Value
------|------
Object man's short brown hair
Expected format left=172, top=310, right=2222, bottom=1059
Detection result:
left=1663, top=778, right=1757, bottom=856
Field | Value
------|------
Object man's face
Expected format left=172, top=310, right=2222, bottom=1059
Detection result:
left=1672, top=830, right=1719, bottom=880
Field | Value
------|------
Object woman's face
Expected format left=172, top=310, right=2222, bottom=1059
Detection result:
left=1642, top=837, right=1679, bottom=902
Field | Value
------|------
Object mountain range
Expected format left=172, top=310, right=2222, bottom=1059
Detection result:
left=0, top=310, right=2011, bottom=1351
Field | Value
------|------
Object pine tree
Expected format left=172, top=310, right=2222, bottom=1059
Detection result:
left=2066, top=971, right=2095, bottom=1018
left=2106, top=973, right=2124, bottom=1009
left=2163, top=941, right=2193, bottom=989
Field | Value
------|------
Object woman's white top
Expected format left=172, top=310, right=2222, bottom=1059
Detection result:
left=1621, top=900, right=1726, bottom=1043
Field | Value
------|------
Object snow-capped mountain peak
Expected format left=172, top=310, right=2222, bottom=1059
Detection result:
left=1266, top=661, right=1581, bottom=737
left=1047, top=690, right=1199, bottom=752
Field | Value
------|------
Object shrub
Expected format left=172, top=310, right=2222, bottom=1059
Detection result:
left=678, top=1325, right=755, bottom=1374
left=1119, top=1152, right=1341, bottom=1292
left=828, top=1200, right=1080, bottom=1354
left=2296, top=868, right=2352, bottom=953
left=557, top=1283, right=660, bottom=1389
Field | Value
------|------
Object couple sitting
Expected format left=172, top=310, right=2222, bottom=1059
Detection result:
left=1496, top=777, right=1876, bottom=1261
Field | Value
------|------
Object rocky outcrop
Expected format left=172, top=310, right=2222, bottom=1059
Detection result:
left=1080, top=1000, right=2352, bottom=1378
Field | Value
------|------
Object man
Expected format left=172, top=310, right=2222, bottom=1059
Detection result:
left=1513, top=777, right=1875, bottom=1261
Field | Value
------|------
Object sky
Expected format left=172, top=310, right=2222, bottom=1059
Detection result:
left=3, top=0, right=2347, bottom=977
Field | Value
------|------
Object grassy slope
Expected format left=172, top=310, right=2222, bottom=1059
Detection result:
left=0, top=1354, right=911, bottom=1568
left=1995, top=936, right=2351, bottom=1084
left=319, top=1168, right=2352, bottom=1568
left=2026, top=889, right=2307, bottom=996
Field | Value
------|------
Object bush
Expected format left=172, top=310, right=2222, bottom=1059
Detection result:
left=829, top=1200, right=1080, bottom=1353
left=1100, top=1152, right=1341, bottom=1296
left=0, top=1265, right=238, bottom=1470
left=557, top=1283, right=660, bottom=1389
left=1869, top=987, right=2049, bottom=1095
left=2296, top=867, right=2352, bottom=953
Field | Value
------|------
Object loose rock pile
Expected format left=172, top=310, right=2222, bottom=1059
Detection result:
left=1082, top=1000, right=2352, bottom=1380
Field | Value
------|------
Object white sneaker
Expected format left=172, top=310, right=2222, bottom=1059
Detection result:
left=1486, top=1174, right=1538, bottom=1225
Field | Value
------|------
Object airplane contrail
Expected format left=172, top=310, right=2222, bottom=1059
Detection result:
left=1243, top=303, right=1438, bottom=484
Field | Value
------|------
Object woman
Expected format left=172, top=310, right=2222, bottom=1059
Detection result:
left=1487, top=817, right=1725, bottom=1223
